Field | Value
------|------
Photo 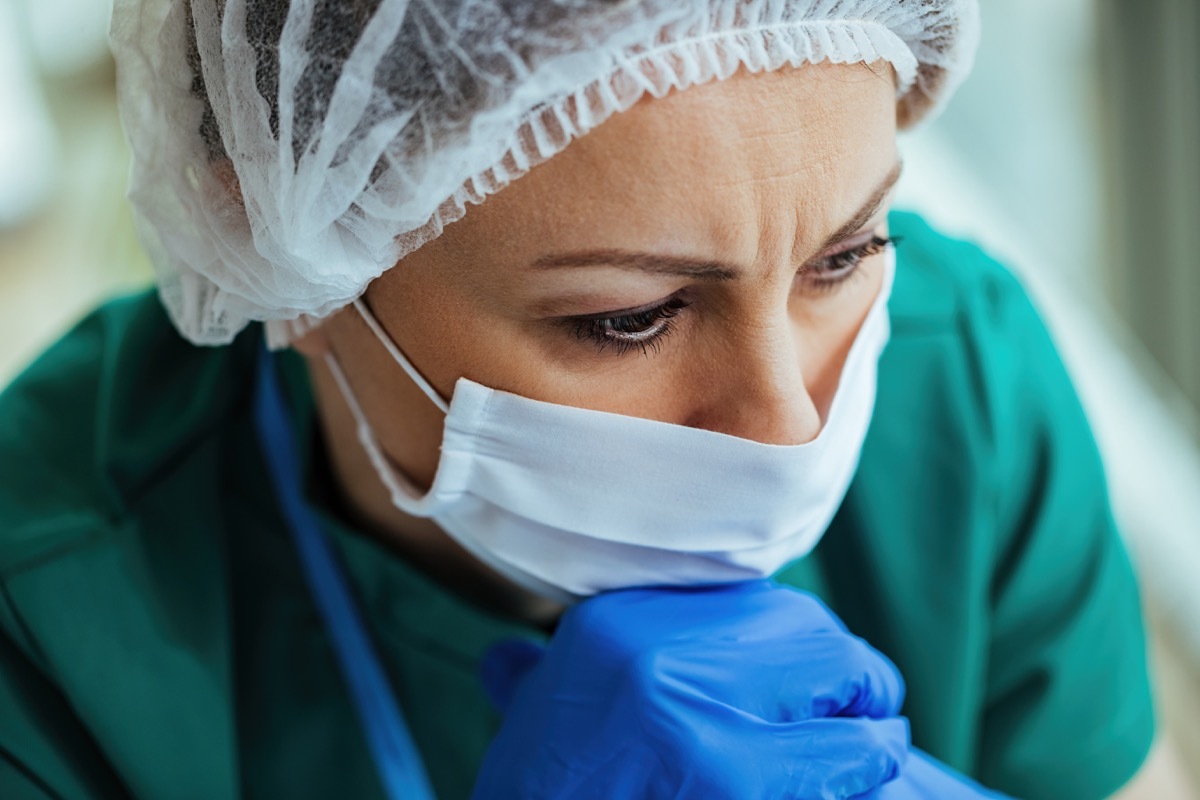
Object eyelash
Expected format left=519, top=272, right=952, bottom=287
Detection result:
left=568, top=235, right=899, bottom=357
left=802, top=234, right=898, bottom=293
left=568, top=296, right=693, bottom=357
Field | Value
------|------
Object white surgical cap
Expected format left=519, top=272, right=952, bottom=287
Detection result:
left=109, top=0, right=980, bottom=346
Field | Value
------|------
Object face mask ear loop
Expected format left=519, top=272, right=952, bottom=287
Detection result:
left=352, top=298, right=451, bottom=415
left=323, top=352, right=430, bottom=508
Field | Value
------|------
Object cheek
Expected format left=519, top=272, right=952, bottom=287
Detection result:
left=793, top=261, right=886, bottom=412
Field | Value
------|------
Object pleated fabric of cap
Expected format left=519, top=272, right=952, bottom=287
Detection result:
left=108, top=0, right=980, bottom=347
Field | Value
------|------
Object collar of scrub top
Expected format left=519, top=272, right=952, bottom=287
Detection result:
left=253, top=340, right=437, bottom=800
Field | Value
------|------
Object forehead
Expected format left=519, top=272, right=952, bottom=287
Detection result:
left=409, top=61, right=898, bottom=274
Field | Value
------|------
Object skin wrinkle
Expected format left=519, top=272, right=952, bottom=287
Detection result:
left=291, top=61, right=898, bottom=622
left=536, top=162, right=900, bottom=286
left=537, top=163, right=902, bottom=287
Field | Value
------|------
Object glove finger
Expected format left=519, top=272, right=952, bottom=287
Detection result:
left=669, top=632, right=904, bottom=723
left=789, top=633, right=905, bottom=720
left=764, top=716, right=910, bottom=799
left=480, top=638, right=545, bottom=714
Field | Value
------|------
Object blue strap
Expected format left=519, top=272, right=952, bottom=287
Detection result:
left=253, top=345, right=437, bottom=800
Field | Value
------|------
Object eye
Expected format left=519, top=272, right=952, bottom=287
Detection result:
left=565, top=295, right=693, bottom=356
left=800, top=235, right=899, bottom=294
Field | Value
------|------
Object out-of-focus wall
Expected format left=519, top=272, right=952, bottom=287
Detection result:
left=922, top=0, right=1109, bottom=286
left=1097, top=0, right=1200, bottom=424
left=0, top=0, right=148, bottom=386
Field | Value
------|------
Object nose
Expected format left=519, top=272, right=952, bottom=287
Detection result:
left=681, top=321, right=825, bottom=446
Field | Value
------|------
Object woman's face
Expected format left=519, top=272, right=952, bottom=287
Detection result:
left=299, top=61, right=900, bottom=492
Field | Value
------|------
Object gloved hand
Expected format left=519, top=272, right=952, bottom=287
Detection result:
left=472, top=580, right=911, bottom=800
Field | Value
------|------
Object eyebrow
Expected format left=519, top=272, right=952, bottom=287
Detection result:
left=531, top=159, right=904, bottom=280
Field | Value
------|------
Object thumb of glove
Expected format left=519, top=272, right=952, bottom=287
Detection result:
left=480, top=638, right=545, bottom=714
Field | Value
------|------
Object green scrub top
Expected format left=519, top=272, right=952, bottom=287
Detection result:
left=0, top=212, right=1155, bottom=800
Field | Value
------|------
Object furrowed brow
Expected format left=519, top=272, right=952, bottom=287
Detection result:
left=531, top=159, right=903, bottom=278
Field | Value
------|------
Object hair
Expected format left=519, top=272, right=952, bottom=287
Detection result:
left=185, top=0, right=637, bottom=165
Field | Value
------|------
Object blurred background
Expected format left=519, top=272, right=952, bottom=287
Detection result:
left=1, top=0, right=1198, bottom=791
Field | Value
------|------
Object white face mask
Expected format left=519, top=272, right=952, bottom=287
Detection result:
left=325, top=248, right=895, bottom=604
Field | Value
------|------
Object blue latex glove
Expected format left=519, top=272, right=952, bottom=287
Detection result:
left=473, top=580, right=911, bottom=799
left=868, top=751, right=1012, bottom=799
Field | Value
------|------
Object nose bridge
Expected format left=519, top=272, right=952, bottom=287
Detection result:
left=687, top=314, right=823, bottom=446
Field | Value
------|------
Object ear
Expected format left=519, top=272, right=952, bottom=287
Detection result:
left=289, top=319, right=333, bottom=359
left=290, top=299, right=368, bottom=359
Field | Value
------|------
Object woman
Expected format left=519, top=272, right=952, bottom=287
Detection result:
left=0, top=0, right=1185, bottom=797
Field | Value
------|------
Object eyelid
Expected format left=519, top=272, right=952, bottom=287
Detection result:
left=565, top=296, right=691, bottom=357
left=564, top=291, right=687, bottom=322
left=820, top=228, right=885, bottom=259
left=816, top=193, right=894, bottom=259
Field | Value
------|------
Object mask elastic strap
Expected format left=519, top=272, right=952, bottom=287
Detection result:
left=323, top=351, right=432, bottom=509
left=352, top=297, right=451, bottom=415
